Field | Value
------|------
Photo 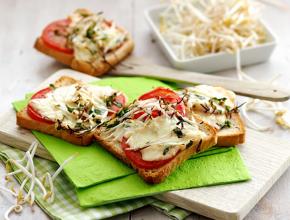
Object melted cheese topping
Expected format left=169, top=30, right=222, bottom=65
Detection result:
left=68, top=9, right=127, bottom=66
left=102, top=98, right=206, bottom=161
left=29, top=84, right=117, bottom=134
left=182, top=85, right=236, bottom=130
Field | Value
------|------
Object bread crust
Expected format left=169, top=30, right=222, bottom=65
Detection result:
left=34, top=38, right=73, bottom=66
left=34, top=32, right=134, bottom=76
left=94, top=117, right=217, bottom=183
left=215, top=113, right=246, bottom=146
left=16, top=76, right=95, bottom=146
left=17, top=108, right=93, bottom=145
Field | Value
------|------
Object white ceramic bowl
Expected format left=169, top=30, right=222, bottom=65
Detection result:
left=145, top=5, right=277, bottom=73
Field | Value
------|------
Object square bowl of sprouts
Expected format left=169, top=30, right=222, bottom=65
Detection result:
left=145, top=0, right=277, bottom=73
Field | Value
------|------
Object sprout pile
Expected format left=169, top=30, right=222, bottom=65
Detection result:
left=0, top=142, right=76, bottom=220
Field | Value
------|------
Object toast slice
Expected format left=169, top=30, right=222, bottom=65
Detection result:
left=34, top=9, right=134, bottom=77
left=181, top=85, right=245, bottom=147
left=94, top=87, right=218, bottom=184
left=95, top=116, right=217, bottom=183
left=34, top=35, right=134, bottom=77
left=16, top=76, right=126, bottom=146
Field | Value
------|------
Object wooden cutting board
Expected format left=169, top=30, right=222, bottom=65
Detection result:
left=1, top=69, right=290, bottom=220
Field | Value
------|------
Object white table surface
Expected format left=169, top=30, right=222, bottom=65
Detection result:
left=0, top=0, right=290, bottom=219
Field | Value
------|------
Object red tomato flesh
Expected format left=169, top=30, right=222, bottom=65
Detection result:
left=139, top=87, right=180, bottom=102
left=27, top=87, right=54, bottom=124
left=139, top=87, right=185, bottom=116
left=41, top=19, right=73, bottom=54
left=121, top=137, right=175, bottom=169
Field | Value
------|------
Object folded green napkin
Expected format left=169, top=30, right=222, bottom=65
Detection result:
left=77, top=147, right=249, bottom=207
left=0, top=144, right=190, bottom=220
left=13, top=76, right=250, bottom=207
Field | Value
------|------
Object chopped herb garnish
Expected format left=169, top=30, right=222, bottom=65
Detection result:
left=225, top=105, right=231, bottom=112
left=218, top=120, right=232, bottom=129
left=113, top=101, right=123, bottom=108
left=66, top=105, right=74, bottom=113
left=196, top=139, right=202, bottom=153
left=173, top=127, right=184, bottom=138
left=200, top=103, right=210, bottom=113
left=186, top=140, right=193, bottom=149
left=89, top=108, right=102, bottom=115
left=49, top=83, right=56, bottom=89
left=117, top=107, right=129, bottom=117
left=163, top=146, right=170, bottom=155
left=211, top=97, right=227, bottom=104
left=86, top=25, right=95, bottom=38
left=94, top=109, right=102, bottom=115
left=105, top=93, right=117, bottom=107
left=56, top=120, right=63, bottom=130
left=194, top=94, right=205, bottom=100
left=105, top=119, right=120, bottom=129
left=224, top=120, right=231, bottom=128
left=75, top=122, right=82, bottom=128
left=229, top=102, right=246, bottom=113
left=80, top=12, right=90, bottom=17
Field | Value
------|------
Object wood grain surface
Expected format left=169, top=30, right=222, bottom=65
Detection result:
left=1, top=69, right=290, bottom=220
left=113, top=56, right=290, bottom=102
left=0, top=0, right=290, bottom=219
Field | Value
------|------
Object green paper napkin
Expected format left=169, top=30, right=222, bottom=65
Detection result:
left=13, top=76, right=250, bottom=206
left=76, top=147, right=250, bottom=207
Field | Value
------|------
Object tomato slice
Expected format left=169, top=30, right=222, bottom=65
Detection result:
left=139, top=87, right=185, bottom=116
left=135, top=87, right=185, bottom=120
left=108, top=94, right=126, bottom=116
left=41, top=19, right=73, bottom=54
left=121, top=138, right=175, bottom=169
left=139, top=87, right=180, bottom=102
left=27, top=87, right=55, bottom=124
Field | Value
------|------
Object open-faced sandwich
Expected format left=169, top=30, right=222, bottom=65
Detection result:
left=16, top=76, right=127, bottom=145
left=16, top=76, right=246, bottom=183
left=35, top=9, right=134, bottom=76
left=180, top=85, right=245, bottom=146
left=95, top=87, right=217, bottom=183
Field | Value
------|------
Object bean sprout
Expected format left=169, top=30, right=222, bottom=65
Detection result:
left=160, top=0, right=266, bottom=59
left=236, top=50, right=290, bottom=131
left=4, top=205, right=23, bottom=220
left=0, top=141, right=77, bottom=220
